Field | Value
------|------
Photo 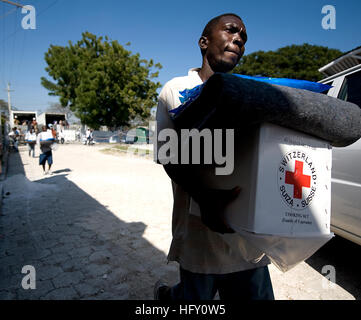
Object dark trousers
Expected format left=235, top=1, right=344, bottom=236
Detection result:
left=28, top=143, right=35, bottom=157
left=167, top=266, right=274, bottom=301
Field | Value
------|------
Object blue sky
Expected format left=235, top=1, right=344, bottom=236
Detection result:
left=0, top=0, right=360, bottom=111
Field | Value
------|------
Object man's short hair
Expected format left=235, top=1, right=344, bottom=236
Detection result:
left=201, top=13, right=243, bottom=38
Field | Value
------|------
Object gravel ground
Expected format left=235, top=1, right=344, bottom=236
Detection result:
left=0, top=143, right=356, bottom=300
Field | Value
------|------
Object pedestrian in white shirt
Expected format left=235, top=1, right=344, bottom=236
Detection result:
left=25, top=128, right=37, bottom=157
left=8, top=127, right=20, bottom=151
left=37, top=125, right=55, bottom=175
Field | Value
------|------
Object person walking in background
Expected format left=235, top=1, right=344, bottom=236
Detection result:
left=25, top=128, right=37, bottom=157
left=56, top=121, right=61, bottom=133
left=38, top=125, right=55, bottom=175
left=59, top=129, right=65, bottom=144
left=14, top=116, right=20, bottom=125
left=8, top=127, right=20, bottom=151
left=89, top=129, right=94, bottom=145
left=86, top=128, right=94, bottom=145
left=75, top=129, right=81, bottom=142
left=86, top=128, right=91, bottom=145
left=31, top=117, right=38, bottom=132
left=48, top=124, right=57, bottom=140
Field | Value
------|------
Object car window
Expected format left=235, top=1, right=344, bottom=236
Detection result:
left=337, top=71, right=361, bottom=108
left=321, top=81, right=332, bottom=95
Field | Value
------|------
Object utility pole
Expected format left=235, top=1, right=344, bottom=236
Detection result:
left=0, top=0, right=25, bottom=8
left=5, top=82, right=14, bottom=118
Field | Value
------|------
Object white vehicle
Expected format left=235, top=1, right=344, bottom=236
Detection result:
left=318, top=46, right=361, bottom=245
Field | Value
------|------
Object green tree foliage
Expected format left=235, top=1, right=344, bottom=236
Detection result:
left=233, top=44, right=343, bottom=82
left=41, top=32, right=162, bottom=129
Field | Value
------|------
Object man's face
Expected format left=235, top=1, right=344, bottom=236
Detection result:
left=202, top=16, right=247, bottom=73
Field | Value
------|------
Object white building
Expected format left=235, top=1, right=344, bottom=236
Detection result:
left=37, top=112, right=67, bottom=127
left=10, top=110, right=38, bottom=127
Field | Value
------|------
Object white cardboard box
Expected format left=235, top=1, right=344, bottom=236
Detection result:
left=190, top=122, right=332, bottom=238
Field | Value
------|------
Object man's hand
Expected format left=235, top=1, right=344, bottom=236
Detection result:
left=196, top=186, right=241, bottom=234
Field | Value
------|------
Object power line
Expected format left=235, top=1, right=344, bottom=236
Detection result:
left=8, top=4, right=17, bottom=83
left=0, top=0, right=60, bottom=44
left=0, top=0, right=60, bottom=107
left=0, top=1, right=21, bottom=92
left=0, top=6, right=17, bottom=20
left=0, top=0, right=25, bottom=8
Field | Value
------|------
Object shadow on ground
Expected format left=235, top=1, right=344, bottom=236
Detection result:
left=306, top=235, right=361, bottom=299
left=52, top=169, right=72, bottom=174
left=5, top=150, right=25, bottom=177
left=0, top=150, right=177, bottom=300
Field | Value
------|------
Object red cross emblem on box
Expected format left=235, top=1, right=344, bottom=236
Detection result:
left=285, top=160, right=311, bottom=199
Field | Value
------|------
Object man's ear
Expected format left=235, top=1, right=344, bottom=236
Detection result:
left=198, top=36, right=209, bottom=51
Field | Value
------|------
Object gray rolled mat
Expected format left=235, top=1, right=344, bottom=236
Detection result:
left=172, top=73, right=361, bottom=147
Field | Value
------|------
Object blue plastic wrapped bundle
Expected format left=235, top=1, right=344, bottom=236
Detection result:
left=232, top=74, right=332, bottom=93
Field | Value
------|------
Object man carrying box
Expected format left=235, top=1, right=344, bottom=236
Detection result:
left=38, top=125, right=55, bottom=175
left=154, top=13, right=274, bottom=300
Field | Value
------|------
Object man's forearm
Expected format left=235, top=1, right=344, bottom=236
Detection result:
left=163, top=164, right=205, bottom=203
left=163, top=163, right=238, bottom=234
